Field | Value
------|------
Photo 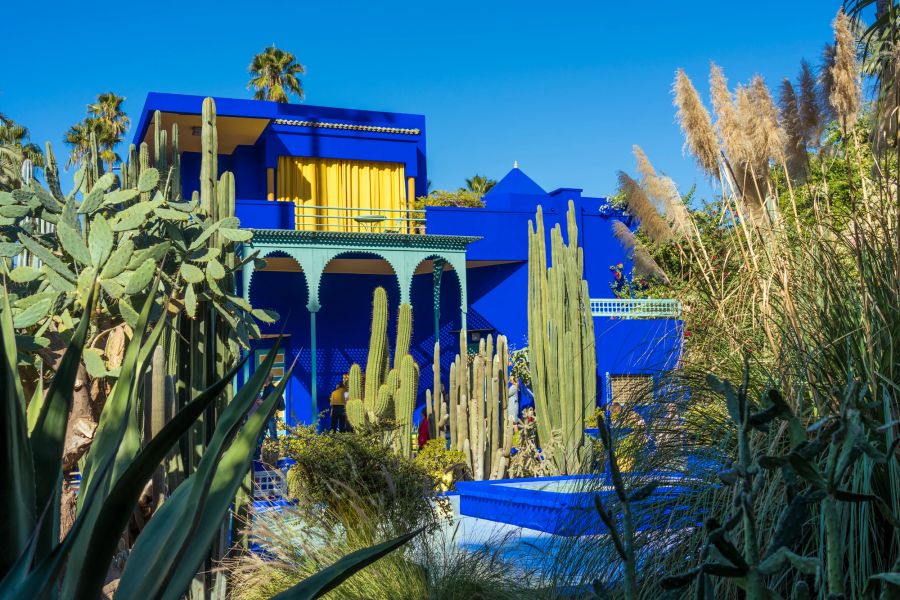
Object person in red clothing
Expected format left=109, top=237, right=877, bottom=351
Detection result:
left=417, top=407, right=430, bottom=449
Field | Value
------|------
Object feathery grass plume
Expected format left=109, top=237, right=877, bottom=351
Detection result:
left=611, top=220, right=670, bottom=283
left=748, top=75, right=787, bottom=164
left=830, top=10, right=862, bottom=131
left=798, top=59, right=823, bottom=145
left=820, top=43, right=838, bottom=123
left=709, top=62, right=750, bottom=166
left=632, top=145, right=691, bottom=237
left=779, top=78, right=808, bottom=180
left=674, top=69, right=720, bottom=178
left=617, top=170, right=673, bottom=243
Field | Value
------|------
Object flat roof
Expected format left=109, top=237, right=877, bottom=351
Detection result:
left=133, top=92, right=426, bottom=153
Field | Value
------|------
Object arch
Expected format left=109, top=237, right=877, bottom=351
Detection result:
left=316, top=250, right=401, bottom=311
left=409, top=253, right=466, bottom=305
left=244, top=249, right=305, bottom=306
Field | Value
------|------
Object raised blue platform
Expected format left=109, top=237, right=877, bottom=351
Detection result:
left=455, top=474, right=700, bottom=537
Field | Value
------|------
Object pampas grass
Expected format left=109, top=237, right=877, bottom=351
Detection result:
left=798, top=59, right=823, bottom=145
left=830, top=10, right=861, bottom=132
left=611, top=220, right=669, bottom=283
left=616, top=171, right=672, bottom=244
left=674, top=69, right=721, bottom=178
left=632, top=145, right=692, bottom=237
left=779, top=78, right=808, bottom=180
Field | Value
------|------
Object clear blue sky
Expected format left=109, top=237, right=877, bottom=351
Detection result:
left=2, top=0, right=841, bottom=199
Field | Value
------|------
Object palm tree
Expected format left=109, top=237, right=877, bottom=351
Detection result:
left=464, top=174, right=497, bottom=197
left=66, top=93, right=128, bottom=171
left=247, top=47, right=305, bottom=103
left=88, top=92, right=130, bottom=139
left=0, top=113, right=44, bottom=190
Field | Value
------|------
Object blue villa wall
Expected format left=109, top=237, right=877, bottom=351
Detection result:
left=134, top=93, right=684, bottom=426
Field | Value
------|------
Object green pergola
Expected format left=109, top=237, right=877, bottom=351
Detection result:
left=239, top=229, right=479, bottom=412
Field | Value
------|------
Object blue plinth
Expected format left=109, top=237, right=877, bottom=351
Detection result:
left=455, top=474, right=700, bottom=537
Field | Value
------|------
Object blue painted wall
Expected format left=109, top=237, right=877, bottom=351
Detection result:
left=135, top=93, right=683, bottom=426
left=247, top=261, right=466, bottom=427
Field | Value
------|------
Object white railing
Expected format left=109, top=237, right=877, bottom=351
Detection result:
left=590, top=298, right=682, bottom=319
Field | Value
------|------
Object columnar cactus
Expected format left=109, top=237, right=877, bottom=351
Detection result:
left=444, top=332, right=514, bottom=480
left=395, top=355, right=418, bottom=458
left=345, top=287, right=419, bottom=454
left=527, top=200, right=597, bottom=475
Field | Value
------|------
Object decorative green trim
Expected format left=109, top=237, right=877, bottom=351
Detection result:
left=248, top=229, right=479, bottom=252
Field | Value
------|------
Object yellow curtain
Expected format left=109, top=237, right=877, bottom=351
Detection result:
left=276, top=157, right=407, bottom=231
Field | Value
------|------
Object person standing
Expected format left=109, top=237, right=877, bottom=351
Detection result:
left=417, top=407, right=430, bottom=449
left=330, top=379, right=348, bottom=432
left=507, top=375, right=520, bottom=426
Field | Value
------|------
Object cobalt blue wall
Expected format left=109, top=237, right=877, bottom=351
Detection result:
left=247, top=261, right=466, bottom=426
left=134, top=93, right=428, bottom=201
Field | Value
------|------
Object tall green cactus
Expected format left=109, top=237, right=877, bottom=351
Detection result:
left=395, top=355, right=418, bottom=458
left=345, top=287, right=419, bottom=456
left=527, top=200, right=596, bottom=475
left=445, top=332, right=514, bottom=480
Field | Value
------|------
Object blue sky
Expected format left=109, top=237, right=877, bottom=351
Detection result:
left=2, top=1, right=841, bottom=199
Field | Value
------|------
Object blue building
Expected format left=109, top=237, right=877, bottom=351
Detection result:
left=133, top=93, right=682, bottom=426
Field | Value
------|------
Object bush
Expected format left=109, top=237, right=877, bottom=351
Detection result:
left=414, top=439, right=470, bottom=491
left=274, top=425, right=438, bottom=534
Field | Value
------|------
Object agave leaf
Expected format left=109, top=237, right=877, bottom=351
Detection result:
left=0, top=284, right=36, bottom=575
left=28, top=288, right=93, bottom=558
left=270, top=527, right=423, bottom=600
left=61, top=289, right=164, bottom=597
left=118, top=342, right=286, bottom=599
left=71, top=354, right=249, bottom=600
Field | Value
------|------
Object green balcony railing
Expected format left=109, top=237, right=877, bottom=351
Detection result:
left=292, top=203, right=426, bottom=234
left=590, top=298, right=682, bottom=319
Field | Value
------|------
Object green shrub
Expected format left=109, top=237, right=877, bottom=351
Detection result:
left=276, top=425, right=438, bottom=534
left=414, top=439, right=470, bottom=491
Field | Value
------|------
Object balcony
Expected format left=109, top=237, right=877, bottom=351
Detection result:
left=590, top=298, right=682, bottom=319
left=235, top=199, right=425, bottom=234
left=292, top=204, right=425, bottom=234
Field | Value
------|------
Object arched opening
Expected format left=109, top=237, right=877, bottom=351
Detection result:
left=314, top=252, right=401, bottom=424
left=246, top=251, right=309, bottom=425
left=408, top=255, right=464, bottom=410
